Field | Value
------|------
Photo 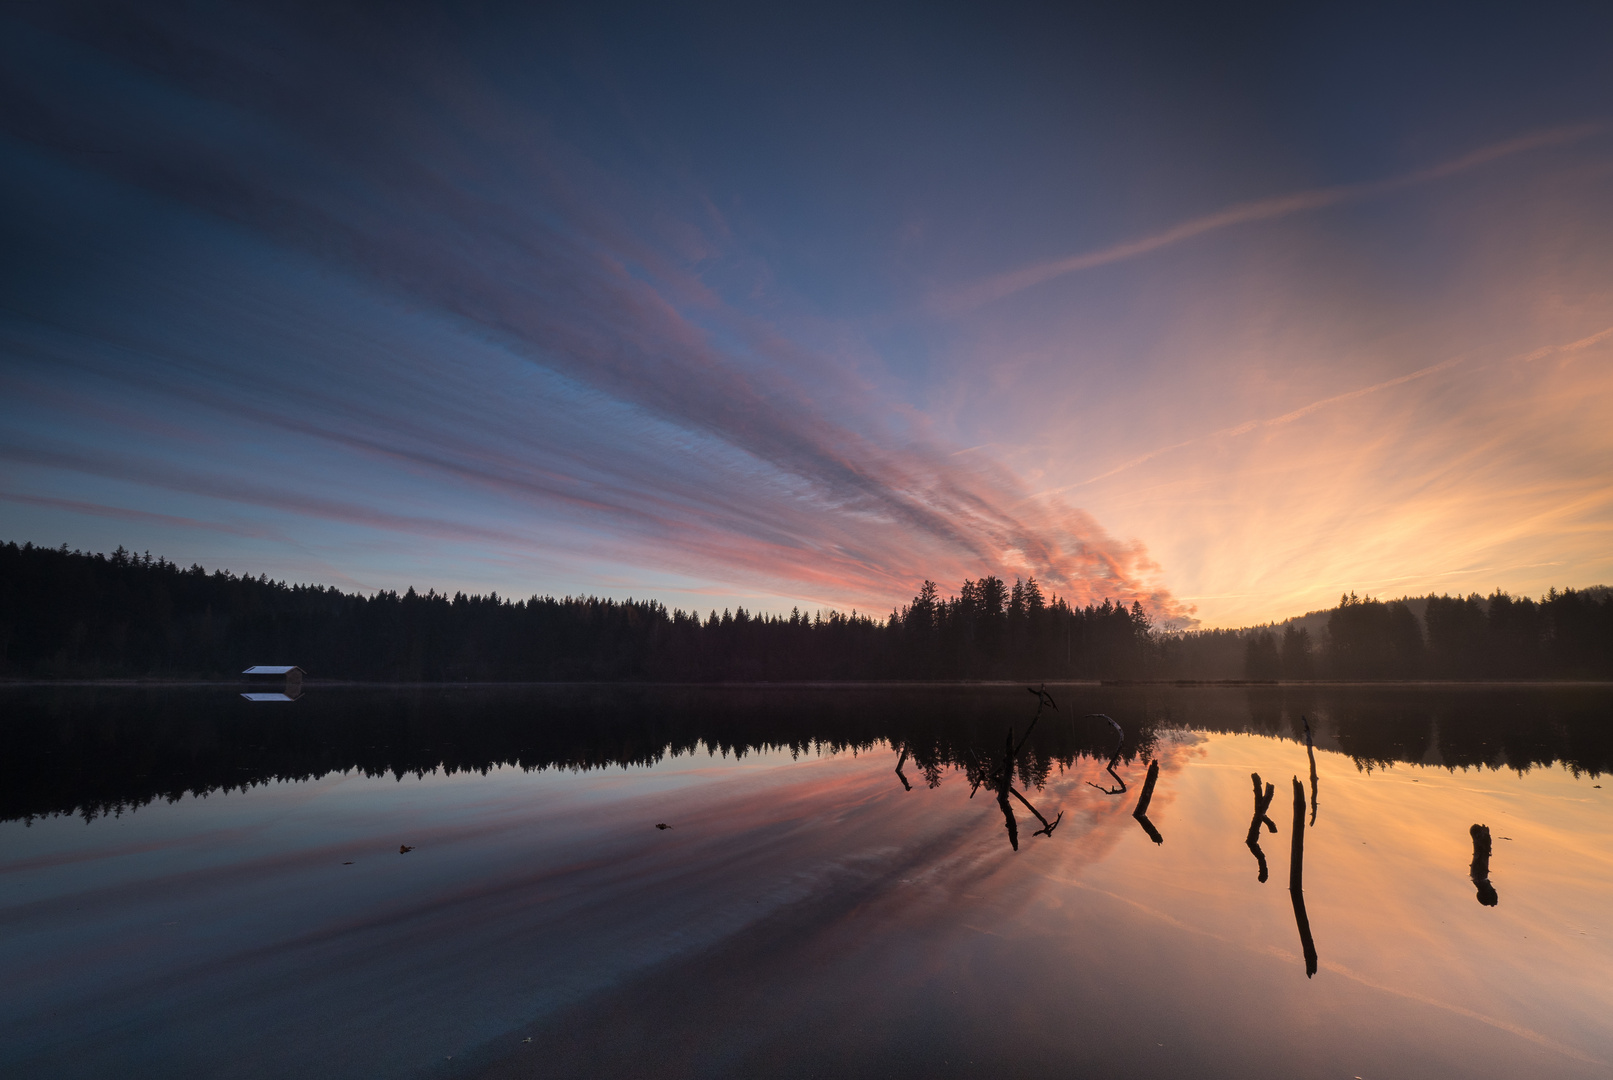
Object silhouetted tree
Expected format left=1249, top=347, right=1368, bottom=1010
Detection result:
left=1244, top=630, right=1280, bottom=680
left=1425, top=594, right=1487, bottom=678
left=1327, top=594, right=1424, bottom=678
left=1280, top=625, right=1315, bottom=680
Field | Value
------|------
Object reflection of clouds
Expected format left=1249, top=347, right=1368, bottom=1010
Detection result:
left=0, top=10, right=1183, bottom=616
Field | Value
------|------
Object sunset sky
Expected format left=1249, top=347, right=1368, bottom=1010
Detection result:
left=3, top=2, right=1611, bottom=628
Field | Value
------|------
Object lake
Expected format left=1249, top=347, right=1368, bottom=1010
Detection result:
left=2, top=683, right=1611, bottom=1079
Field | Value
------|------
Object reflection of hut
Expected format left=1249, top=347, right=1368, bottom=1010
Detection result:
left=242, top=665, right=304, bottom=697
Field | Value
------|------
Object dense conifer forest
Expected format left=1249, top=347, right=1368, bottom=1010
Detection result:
left=1, top=541, right=1609, bottom=681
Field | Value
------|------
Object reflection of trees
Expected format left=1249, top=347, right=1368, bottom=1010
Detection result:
left=1244, top=773, right=1278, bottom=882
left=1328, top=693, right=1433, bottom=769
left=5, top=684, right=1168, bottom=825
left=10, top=683, right=1610, bottom=829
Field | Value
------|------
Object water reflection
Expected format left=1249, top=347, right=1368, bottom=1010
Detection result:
left=996, top=731, right=1021, bottom=850
left=2, top=683, right=1610, bottom=828
left=1470, top=824, right=1500, bottom=907
left=988, top=687, right=1065, bottom=850
left=1287, top=777, right=1320, bottom=977
left=1303, top=716, right=1320, bottom=826
left=1086, top=713, right=1128, bottom=795
left=5, top=684, right=1612, bottom=1080
left=1009, top=787, right=1063, bottom=838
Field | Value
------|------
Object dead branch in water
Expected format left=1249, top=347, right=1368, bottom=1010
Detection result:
left=1289, top=777, right=1318, bottom=977
left=1245, top=772, right=1278, bottom=882
left=1132, top=759, right=1163, bottom=845
left=1470, top=824, right=1499, bottom=907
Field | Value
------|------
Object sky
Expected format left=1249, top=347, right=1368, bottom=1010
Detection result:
left=2, top=1, right=1611, bottom=628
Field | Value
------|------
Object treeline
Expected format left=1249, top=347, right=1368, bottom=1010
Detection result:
left=1229, top=591, right=1613, bottom=681
left=1, top=541, right=1609, bottom=681
left=0, top=542, right=1150, bottom=681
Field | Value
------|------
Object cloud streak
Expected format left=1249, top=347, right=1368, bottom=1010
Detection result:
left=1041, top=324, right=1613, bottom=499
left=0, top=492, right=288, bottom=543
left=936, top=124, right=1605, bottom=313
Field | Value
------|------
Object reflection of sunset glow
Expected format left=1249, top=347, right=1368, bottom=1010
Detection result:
left=1013, top=734, right=1613, bottom=1069
left=5, top=714, right=1611, bottom=1077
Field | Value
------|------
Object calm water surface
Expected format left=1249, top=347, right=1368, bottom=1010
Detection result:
left=1, top=684, right=1610, bottom=1079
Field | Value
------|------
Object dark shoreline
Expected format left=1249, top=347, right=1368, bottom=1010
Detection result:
left=4, top=678, right=1612, bottom=688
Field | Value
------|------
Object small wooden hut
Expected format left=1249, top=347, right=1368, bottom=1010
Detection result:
left=242, top=665, right=305, bottom=696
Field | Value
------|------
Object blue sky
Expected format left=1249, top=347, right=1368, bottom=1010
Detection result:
left=3, top=2, right=1612, bottom=625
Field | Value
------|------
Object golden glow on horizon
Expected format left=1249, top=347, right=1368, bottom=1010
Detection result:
left=1086, top=326, right=1613, bottom=627
left=959, top=151, right=1613, bottom=628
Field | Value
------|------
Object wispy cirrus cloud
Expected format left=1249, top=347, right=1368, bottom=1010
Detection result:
left=934, top=124, right=1605, bottom=314
left=1041, top=323, right=1613, bottom=498
left=0, top=491, right=287, bottom=542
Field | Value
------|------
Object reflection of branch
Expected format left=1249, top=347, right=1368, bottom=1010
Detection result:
left=1470, top=824, right=1499, bottom=907
left=1132, top=759, right=1163, bottom=845
left=1245, top=772, right=1278, bottom=882
left=988, top=691, right=1064, bottom=850
left=1088, top=753, right=1127, bottom=795
left=1009, top=787, right=1064, bottom=837
left=997, top=730, right=1019, bottom=851
left=1014, top=685, right=1058, bottom=757
left=1288, top=777, right=1319, bottom=977
left=894, top=746, right=912, bottom=792
left=1086, top=714, right=1127, bottom=795
left=1303, top=716, right=1319, bottom=826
